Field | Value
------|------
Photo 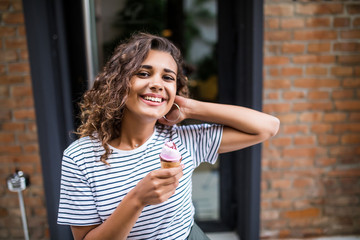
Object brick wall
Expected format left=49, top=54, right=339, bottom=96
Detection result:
left=262, top=0, right=360, bottom=238
left=0, top=0, right=49, bottom=239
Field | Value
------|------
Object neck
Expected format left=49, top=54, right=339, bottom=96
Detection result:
left=111, top=114, right=156, bottom=150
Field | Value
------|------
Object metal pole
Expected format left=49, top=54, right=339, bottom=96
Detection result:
left=17, top=190, right=29, bottom=240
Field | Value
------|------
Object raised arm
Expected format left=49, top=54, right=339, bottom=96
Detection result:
left=159, top=96, right=280, bottom=153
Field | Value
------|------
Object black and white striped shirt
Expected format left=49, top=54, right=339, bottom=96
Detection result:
left=57, top=123, right=223, bottom=239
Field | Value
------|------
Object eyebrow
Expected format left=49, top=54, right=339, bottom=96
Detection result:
left=140, top=65, right=177, bottom=75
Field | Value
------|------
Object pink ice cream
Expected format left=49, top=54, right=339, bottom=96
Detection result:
left=160, top=141, right=182, bottom=168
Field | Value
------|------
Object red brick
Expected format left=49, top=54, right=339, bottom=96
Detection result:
left=354, top=17, right=360, bottom=27
left=283, top=125, right=308, bottom=134
left=0, top=0, right=10, bottom=10
left=316, top=157, right=337, bottom=167
left=350, top=113, right=360, bottom=121
left=18, top=132, right=38, bottom=143
left=263, top=103, right=291, bottom=113
left=335, top=100, right=360, bottom=110
left=11, top=85, right=32, bottom=97
left=323, top=113, right=347, bottom=122
left=8, top=62, right=30, bottom=74
left=341, top=30, right=360, bottom=39
left=281, top=67, right=302, bottom=76
left=347, top=4, right=360, bottom=14
left=306, top=18, right=331, bottom=27
left=332, top=89, right=354, bottom=99
left=261, top=190, right=280, bottom=200
left=272, top=179, right=292, bottom=190
left=264, top=91, right=279, bottom=100
left=293, top=102, right=333, bottom=111
left=20, top=50, right=28, bottom=60
left=0, top=132, right=15, bottom=143
left=294, top=136, right=316, bottom=146
left=0, top=110, right=11, bottom=121
left=294, top=30, right=337, bottom=40
left=4, top=38, right=27, bottom=49
left=283, top=147, right=317, bottom=158
left=333, top=123, right=360, bottom=133
left=268, top=68, right=280, bottom=77
left=293, top=178, right=314, bottom=188
left=341, top=134, right=360, bottom=144
left=328, top=168, right=360, bottom=177
left=299, top=112, right=323, bottom=122
left=277, top=113, right=298, bottom=123
left=283, top=208, right=321, bottom=219
left=264, top=56, right=290, bottom=65
left=294, top=78, right=340, bottom=88
left=282, top=43, right=305, bottom=53
left=293, top=55, right=335, bottom=64
left=308, top=43, right=331, bottom=53
left=0, top=75, right=24, bottom=85
left=334, top=17, right=350, bottom=27
left=12, top=0, right=23, bottom=11
left=0, top=50, right=17, bottom=62
left=326, top=196, right=359, bottom=206
left=334, top=42, right=360, bottom=52
left=265, top=4, right=294, bottom=16
left=308, top=91, right=329, bottom=100
left=270, top=159, right=292, bottom=169
left=264, top=79, right=291, bottom=89
left=265, top=44, right=281, bottom=54
left=343, top=79, right=358, bottom=91
left=265, top=18, right=279, bottom=29
left=338, top=55, right=360, bottom=64
left=318, top=134, right=339, bottom=145
left=283, top=91, right=305, bottom=100
left=17, top=25, right=26, bottom=36
left=0, top=145, right=21, bottom=154
left=0, top=86, right=9, bottom=97
left=271, top=137, right=292, bottom=146
left=0, top=26, right=16, bottom=37
left=273, top=200, right=292, bottom=210
left=2, top=12, right=24, bottom=24
left=306, top=66, right=328, bottom=75
left=281, top=189, right=308, bottom=199
left=265, top=31, right=292, bottom=41
left=296, top=3, right=343, bottom=15
left=330, top=146, right=358, bottom=156
left=13, top=109, right=35, bottom=120
left=281, top=18, right=304, bottom=29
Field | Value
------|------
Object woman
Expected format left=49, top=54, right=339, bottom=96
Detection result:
left=57, top=32, right=280, bottom=240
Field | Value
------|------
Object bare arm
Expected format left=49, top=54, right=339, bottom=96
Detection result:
left=159, top=96, right=280, bottom=153
left=71, top=166, right=183, bottom=240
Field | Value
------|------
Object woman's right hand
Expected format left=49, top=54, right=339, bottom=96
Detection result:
left=132, top=166, right=183, bottom=206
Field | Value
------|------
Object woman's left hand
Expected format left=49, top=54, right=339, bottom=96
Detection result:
left=158, top=95, right=188, bottom=126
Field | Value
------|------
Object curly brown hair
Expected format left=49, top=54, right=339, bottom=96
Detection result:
left=76, top=32, right=189, bottom=164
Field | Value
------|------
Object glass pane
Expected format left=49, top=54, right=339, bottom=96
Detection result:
left=93, top=0, right=219, bottom=222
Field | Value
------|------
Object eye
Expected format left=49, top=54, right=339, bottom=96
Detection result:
left=163, top=75, right=175, bottom=81
left=136, top=71, right=150, bottom=78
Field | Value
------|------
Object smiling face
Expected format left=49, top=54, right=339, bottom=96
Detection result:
left=123, top=50, right=178, bottom=123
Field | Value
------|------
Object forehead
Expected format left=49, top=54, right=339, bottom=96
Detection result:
left=141, top=50, right=177, bottom=73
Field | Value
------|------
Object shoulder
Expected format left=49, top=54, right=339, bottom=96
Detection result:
left=63, top=136, right=102, bottom=159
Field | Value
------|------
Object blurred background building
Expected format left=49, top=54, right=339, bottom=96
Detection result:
left=0, top=0, right=359, bottom=239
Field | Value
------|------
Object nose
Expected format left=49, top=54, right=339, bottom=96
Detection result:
left=149, top=75, right=163, bottom=91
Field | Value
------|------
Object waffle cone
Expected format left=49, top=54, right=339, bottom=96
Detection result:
left=160, top=157, right=181, bottom=168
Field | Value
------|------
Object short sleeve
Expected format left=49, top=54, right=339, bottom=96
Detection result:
left=57, top=154, right=101, bottom=226
left=176, top=124, right=223, bottom=168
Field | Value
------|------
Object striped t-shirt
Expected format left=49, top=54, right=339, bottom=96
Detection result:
left=57, top=123, right=223, bottom=239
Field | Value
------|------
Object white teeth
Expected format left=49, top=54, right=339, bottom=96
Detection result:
left=143, top=96, right=162, bottom=103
